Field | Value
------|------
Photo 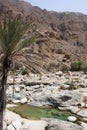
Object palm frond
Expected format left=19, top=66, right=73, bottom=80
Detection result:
left=0, top=18, right=30, bottom=55
left=0, top=17, right=46, bottom=75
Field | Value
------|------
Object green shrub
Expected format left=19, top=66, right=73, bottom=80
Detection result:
left=70, top=61, right=83, bottom=71
left=21, top=69, right=28, bottom=75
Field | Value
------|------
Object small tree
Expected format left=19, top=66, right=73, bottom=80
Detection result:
left=0, top=17, right=44, bottom=130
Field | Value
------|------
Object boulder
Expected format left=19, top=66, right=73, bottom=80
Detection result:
left=77, top=109, right=87, bottom=117
left=4, top=110, right=21, bottom=125
left=44, top=118, right=83, bottom=130
left=32, top=92, right=52, bottom=106
left=6, top=125, right=15, bottom=130
left=11, top=120, right=21, bottom=130
left=15, top=87, right=20, bottom=93
left=48, top=91, right=83, bottom=107
left=12, top=99, right=20, bottom=103
left=55, top=71, right=63, bottom=76
left=28, top=101, right=42, bottom=107
left=85, top=104, right=87, bottom=107
left=20, top=97, right=27, bottom=104
left=13, top=93, right=21, bottom=100
left=80, top=102, right=85, bottom=107
left=79, top=83, right=86, bottom=88
left=81, top=122, right=87, bottom=130
left=67, top=116, right=77, bottom=122
left=69, top=106, right=79, bottom=113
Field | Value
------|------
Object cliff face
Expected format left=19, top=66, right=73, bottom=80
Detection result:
left=0, top=0, right=87, bottom=71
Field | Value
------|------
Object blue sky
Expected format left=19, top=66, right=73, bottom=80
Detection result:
left=25, top=0, right=87, bottom=15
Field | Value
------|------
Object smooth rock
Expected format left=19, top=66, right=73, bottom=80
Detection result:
left=81, top=122, right=87, bottom=130
left=13, top=93, right=21, bottom=100
left=15, top=87, right=20, bottom=93
left=79, top=83, right=86, bottom=88
left=7, top=125, right=15, bottom=130
left=67, top=116, right=77, bottom=122
left=20, top=97, right=27, bottom=104
left=44, top=118, right=83, bottom=130
left=4, top=110, right=21, bottom=125
left=77, top=109, right=87, bottom=117
left=49, top=91, right=83, bottom=107
left=69, top=106, right=79, bottom=113
left=11, top=120, right=21, bottom=130
left=85, top=104, right=87, bottom=107
left=12, top=100, right=20, bottom=103
left=55, top=71, right=63, bottom=76
left=80, top=102, right=85, bottom=107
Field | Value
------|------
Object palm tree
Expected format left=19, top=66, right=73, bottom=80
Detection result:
left=0, top=17, right=44, bottom=130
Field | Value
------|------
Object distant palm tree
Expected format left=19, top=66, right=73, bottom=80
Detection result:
left=0, top=17, right=44, bottom=130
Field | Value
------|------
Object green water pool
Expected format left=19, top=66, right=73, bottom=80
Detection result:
left=8, top=104, right=72, bottom=120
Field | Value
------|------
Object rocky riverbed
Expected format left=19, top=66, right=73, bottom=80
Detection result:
left=5, top=71, right=87, bottom=130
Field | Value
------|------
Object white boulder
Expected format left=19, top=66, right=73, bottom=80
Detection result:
left=81, top=122, right=87, bottom=130
left=20, top=97, right=27, bottom=104
left=11, top=120, right=21, bottom=130
left=7, top=124, right=15, bottom=130
left=55, top=71, right=63, bottom=76
left=67, top=116, right=77, bottom=122
left=12, top=100, right=20, bottom=103
left=80, top=102, right=85, bottom=107
left=15, top=87, right=20, bottom=93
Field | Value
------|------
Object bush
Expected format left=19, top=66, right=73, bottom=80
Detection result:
left=70, top=61, right=83, bottom=71
left=21, top=69, right=28, bottom=75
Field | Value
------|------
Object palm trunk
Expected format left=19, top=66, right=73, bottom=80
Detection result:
left=0, top=57, right=9, bottom=130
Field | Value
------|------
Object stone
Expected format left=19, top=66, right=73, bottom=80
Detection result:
left=67, top=116, right=77, bottom=122
left=55, top=71, right=63, bottom=76
left=28, top=101, right=42, bottom=107
left=4, top=110, right=21, bottom=125
left=32, top=92, right=52, bottom=106
left=15, top=87, right=20, bottom=93
left=49, top=91, right=83, bottom=107
left=85, top=104, right=87, bottom=107
left=81, top=122, right=87, bottom=130
left=20, top=97, right=27, bottom=104
left=6, top=124, right=15, bottom=130
left=60, top=84, right=70, bottom=89
left=44, top=118, right=83, bottom=130
left=79, top=102, right=85, bottom=107
left=77, top=109, right=87, bottom=117
left=12, top=99, right=20, bottom=103
left=11, top=120, right=21, bottom=130
left=13, top=93, right=21, bottom=100
left=69, top=106, right=79, bottom=113
left=79, top=83, right=86, bottom=88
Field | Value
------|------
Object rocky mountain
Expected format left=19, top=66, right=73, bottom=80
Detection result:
left=0, top=0, right=87, bottom=71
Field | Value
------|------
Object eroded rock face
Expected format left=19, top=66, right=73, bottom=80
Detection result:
left=44, top=118, right=84, bottom=130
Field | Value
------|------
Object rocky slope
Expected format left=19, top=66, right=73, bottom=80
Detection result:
left=1, top=0, right=87, bottom=71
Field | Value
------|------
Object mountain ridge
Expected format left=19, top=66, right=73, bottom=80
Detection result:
left=0, top=0, right=87, bottom=71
